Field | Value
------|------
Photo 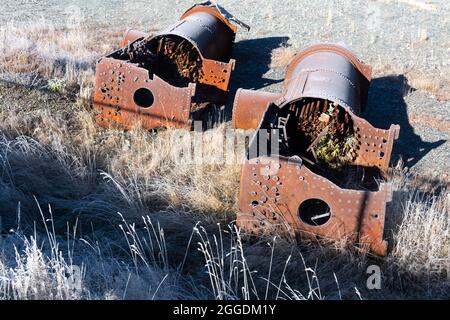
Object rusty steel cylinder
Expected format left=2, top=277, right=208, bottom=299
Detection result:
left=232, top=44, right=400, bottom=256
left=232, top=44, right=373, bottom=131
left=93, top=2, right=241, bottom=130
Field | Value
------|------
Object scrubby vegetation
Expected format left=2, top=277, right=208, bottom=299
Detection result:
left=0, top=20, right=448, bottom=300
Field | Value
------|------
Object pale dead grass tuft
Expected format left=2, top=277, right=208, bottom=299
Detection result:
left=407, top=72, right=441, bottom=94
left=371, top=59, right=450, bottom=101
left=384, top=163, right=450, bottom=284
left=370, top=58, right=405, bottom=76
left=407, top=72, right=450, bottom=101
left=390, top=191, right=449, bottom=278
left=270, top=45, right=297, bottom=68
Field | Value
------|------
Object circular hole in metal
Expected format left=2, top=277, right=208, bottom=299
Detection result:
left=298, top=199, right=331, bottom=226
left=251, top=201, right=259, bottom=207
left=133, top=88, right=154, bottom=108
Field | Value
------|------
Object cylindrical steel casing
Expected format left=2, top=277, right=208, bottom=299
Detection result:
left=283, top=44, right=372, bottom=114
left=163, top=6, right=237, bottom=62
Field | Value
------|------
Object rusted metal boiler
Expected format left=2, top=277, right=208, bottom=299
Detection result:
left=232, top=44, right=400, bottom=256
left=94, top=2, right=247, bottom=130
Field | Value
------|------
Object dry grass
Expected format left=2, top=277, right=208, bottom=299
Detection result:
left=0, top=20, right=120, bottom=102
left=407, top=72, right=441, bottom=94
left=407, top=72, right=450, bottom=101
left=270, top=45, right=297, bottom=68
left=0, top=20, right=448, bottom=300
left=370, top=60, right=450, bottom=101
left=391, top=192, right=449, bottom=278
left=0, top=212, right=198, bottom=300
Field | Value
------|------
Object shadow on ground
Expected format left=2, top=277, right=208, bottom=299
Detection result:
left=231, top=36, right=288, bottom=91
left=201, top=36, right=288, bottom=127
left=219, top=36, right=288, bottom=121
left=364, top=75, right=446, bottom=169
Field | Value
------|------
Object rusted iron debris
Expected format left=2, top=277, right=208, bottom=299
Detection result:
left=93, top=2, right=245, bottom=130
left=232, top=44, right=400, bottom=256
left=93, top=3, right=400, bottom=256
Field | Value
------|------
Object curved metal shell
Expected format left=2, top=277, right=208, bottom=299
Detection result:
left=120, top=4, right=237, bottom=63
left=232, top=89, right=282, bottom=130
left=121, top=29, right=149, bottom=46
left=283, top=44, right=372, bottom=114
left=148, top=5, right=237, bottom=91
left=232, top=44, right=375, bottom=130
left=171, top=7, right=237, bottom=62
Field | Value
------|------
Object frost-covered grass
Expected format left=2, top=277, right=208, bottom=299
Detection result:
left=0, top=19, right=448, bottom=300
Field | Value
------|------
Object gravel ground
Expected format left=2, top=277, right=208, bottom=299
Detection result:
left=0, top=0, right=448, bottom=178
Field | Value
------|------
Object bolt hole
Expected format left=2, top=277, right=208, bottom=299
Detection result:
left=251, top=201, right=259, bottom=207
left=298, top=199, right=331, bottom=226
left=134, top=88, right=154, bottom=108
